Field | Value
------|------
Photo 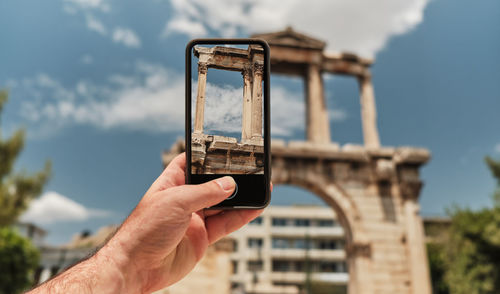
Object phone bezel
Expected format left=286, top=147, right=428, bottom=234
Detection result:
left=185, top=38, right=271, bottom=209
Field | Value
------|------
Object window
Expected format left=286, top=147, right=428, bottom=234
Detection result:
left=318, top=219, right=335, bottom=227
left=293, top=238, right=309, bottom=249
left=272, top=260, right=291, bottom=272
left=337, top=262, right=348, bottom=273
left=272, top=237, right=290, bottom=249
left=272, top=218, right=287, bottom=226
left=294, top=219, right=310, bottom=227
left=249, top=216, right=263, bottom=225
left=248, top=238, right=263, bottom=249
left=293, top=261, right=305, bottom=272
left=231, top=261, right=238, bottom=274
left=247, top=260, right=263, bottom=272
left=317, top=239, right=337, bottom=250
left=319, top=261, right=338, bottom=272
left=318, top=261, right=347, bottom=273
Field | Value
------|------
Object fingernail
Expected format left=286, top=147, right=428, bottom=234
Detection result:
left=216, top=176, right=235, bottom=192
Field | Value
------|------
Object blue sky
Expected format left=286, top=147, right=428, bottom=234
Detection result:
left=1, top=0, right=499, bottom=244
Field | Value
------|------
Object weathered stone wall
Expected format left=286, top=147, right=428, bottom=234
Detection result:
left=271, top=141, right=431, bottom=294
left=164, top=140, right=431, bottom=294
left=191, top=133, right=264, bottom=174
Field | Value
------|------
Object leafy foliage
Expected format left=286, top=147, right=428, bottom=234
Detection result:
left=444, top=207, right=500, bottom=294
left=427, top=243, right=449, bottom=294
left=0, top=90, right=51, bottom=226
left=0, top=227, right=40, bottom=294
left=0, top=90, right=51, bottom=293
left=432, top=156, right=500, bottom=294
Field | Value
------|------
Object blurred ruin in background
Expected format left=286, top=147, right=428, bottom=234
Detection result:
left=165, top=27, right=432, bottom=294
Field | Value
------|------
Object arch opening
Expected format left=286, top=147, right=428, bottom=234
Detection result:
left=266, top=183, right=355, bottom=294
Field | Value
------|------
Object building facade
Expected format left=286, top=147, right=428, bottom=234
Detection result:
left=228, top=205, right=348, bottom=294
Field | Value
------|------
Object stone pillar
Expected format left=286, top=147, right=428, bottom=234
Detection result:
left=403, top=183, right=432, bottom=294
left=194, top=62, right=208, bottom=134
left=242, top=66, right=253, bottom=141
left=251, top=63, right=263, bottom=140
left=305, top=64, right=330, bottom=144
left=347, top=242, right=373, bottom=294
left=358, top=75, right=381, bottom=148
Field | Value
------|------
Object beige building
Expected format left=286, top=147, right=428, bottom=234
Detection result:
left=228, top=205, right=348, bottom=294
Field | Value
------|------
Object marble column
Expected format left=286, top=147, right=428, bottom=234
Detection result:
left=194, top=62, right=208, bottom=134
left=242, top=66, right=253, bottom=141
left=305, top=64, right=330, bottom=144
left=358, top=75, right=381, bottom=148
left=251, top=63, right=263, bottom=140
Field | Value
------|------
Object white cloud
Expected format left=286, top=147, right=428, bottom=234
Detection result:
left=200, top=83, right=243, bottom=134
left=17, top=62, right=346, bottom=137
left=80, top=54, right=94, bottom=65
left=495, top=144, right=500, bottom=153
left=19, top=63, right=185, bottom=134
left=162, top=16, right=207, bottom=38
left=86, top=14, right=107, bottom=35
left=62, top=0, right=143, bottom=50
left=270, top=86, right=304, bottom=136
left=63, top=0, right=110, bottom=12
left=112, top=27, right=142, bottom=48
left=163, top=0, right=431, bottom=57
left=20, top=191, right=112, bottom=225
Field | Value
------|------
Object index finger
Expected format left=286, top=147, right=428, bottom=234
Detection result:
left=149, top=152, right=186, bottom=192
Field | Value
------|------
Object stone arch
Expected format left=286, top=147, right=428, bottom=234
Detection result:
left=272, top=171, right=373, bottom=294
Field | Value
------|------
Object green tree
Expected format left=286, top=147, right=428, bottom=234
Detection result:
left=427, top=243, right=449, bottom=294
left=0, top=90, right=51, bottom=293
left=0, top=90, right=51, bottom=226
left=0, top=227, right=40, bottom=294
left=442, top=157, right=500, bottom=294
left=486, top=156, right=500, bottom=205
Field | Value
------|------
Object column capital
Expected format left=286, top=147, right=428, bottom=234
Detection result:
left=400, top=181, right=423, bottom=201
left=198, top=62, right=208, bottom=74
left=358, top=72, right=372, bottom=82
left=242, top=66, right=252, bottom=79
left=253, top=63, right=264, bottom=75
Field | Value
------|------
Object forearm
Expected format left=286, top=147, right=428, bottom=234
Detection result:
left=28, top=246, right=128, bottom=294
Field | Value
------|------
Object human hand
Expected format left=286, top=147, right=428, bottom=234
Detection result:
left=29, top=152, right=263, bottom=294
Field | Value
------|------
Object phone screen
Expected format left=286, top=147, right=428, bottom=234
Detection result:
left=186, top=40, right=270, bottom=209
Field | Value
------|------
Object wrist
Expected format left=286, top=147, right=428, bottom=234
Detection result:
left=97, top=237, right=145, bottom=294
left=90, top=246, right=127, bottom=293
left=29, top=246, right=128, bottom=294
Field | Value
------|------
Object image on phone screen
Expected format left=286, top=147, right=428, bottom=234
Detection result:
left=191, top=44, right=265, bottom=175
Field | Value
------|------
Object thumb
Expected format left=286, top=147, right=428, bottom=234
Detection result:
left=162, top=176, right=236, bottom=213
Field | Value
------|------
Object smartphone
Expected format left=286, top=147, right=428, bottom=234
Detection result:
left=185, top=39, right=271, bottom=209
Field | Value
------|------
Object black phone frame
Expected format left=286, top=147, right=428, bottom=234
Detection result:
left=185, top=38, right=271, bottom=209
